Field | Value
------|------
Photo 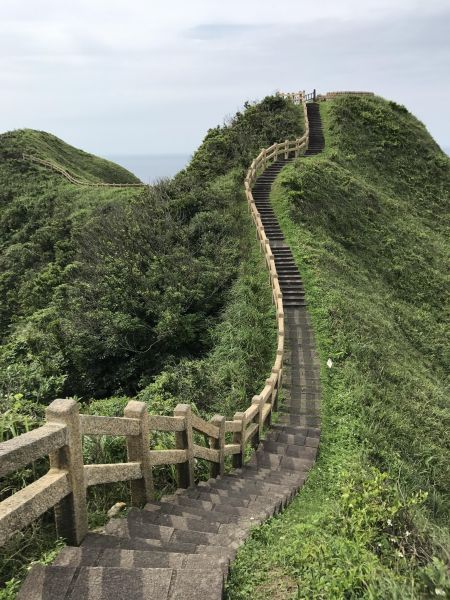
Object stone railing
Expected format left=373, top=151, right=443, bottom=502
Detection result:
left=0, top=91, right=309, bottom=548
left=22, top=153, right=148, bottom=187
left=317, top=91, right=374, bottom=100
left=0, top=400, right=251, bottom=546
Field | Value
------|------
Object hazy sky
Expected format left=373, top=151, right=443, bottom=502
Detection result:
left=1, top=0, right=449, bottom=156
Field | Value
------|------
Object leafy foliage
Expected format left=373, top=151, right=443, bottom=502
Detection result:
left=0, top=96, right=302, bottom=405
left=188, top=95, right=304, bottom=180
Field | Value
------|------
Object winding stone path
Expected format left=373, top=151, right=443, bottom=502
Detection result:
left=17, top=103, right=324, bottom=600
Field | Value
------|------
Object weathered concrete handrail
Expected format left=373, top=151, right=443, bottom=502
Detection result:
left=80, top=414, right=140, bottom=436
left=0, top=423, right=67, bottom=478
left=317, top=90, right=374, bottom=100
left=0, top=90, right=310, bottom=548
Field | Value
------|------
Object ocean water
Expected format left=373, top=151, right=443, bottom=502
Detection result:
left=107, top=154, right=191, bottom=184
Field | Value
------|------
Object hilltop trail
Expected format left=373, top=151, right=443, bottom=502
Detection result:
left=15, top=104, right=325, bottom=599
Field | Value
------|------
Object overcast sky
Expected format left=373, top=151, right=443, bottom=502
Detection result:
left=1, top=0, right=449, bottom=157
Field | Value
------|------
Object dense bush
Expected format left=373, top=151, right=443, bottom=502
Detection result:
left=0, top=95, right=302, bottom=405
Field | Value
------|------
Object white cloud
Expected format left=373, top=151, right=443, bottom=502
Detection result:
left=0, top=0, right=449, bottom=154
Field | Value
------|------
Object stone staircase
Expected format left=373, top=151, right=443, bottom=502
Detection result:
left=305, top=102, right=325, bottom=156
left=16, top=103, right=324, bottom=600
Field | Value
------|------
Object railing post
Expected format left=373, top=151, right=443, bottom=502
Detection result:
left=124, top=400, right=154, bottom=505
left=272, top=369, right=280, bottom=412
left=277, top=348, right=284, bottom=392
left=232, top=411, right=246, bottom=469
left=284, top=139, right=289, bottom=159
left=174, top=404, right=194, bottom=488
left=264, top=386, right=273, bottom=428
left=251, top=395, right=263, bottom=449
left=209, top=415, right=225, bottom=478
left=46, top=399, right=88, bottom=546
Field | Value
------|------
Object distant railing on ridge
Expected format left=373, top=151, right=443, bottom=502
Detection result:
left=317, top=91, right=374, bottom=100
left=0, top=91, right=310, bottom=548
left=22, top=153, right=149, bottom=188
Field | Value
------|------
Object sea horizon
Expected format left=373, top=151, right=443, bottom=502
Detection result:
left=106, top=153, right=192, bottom=184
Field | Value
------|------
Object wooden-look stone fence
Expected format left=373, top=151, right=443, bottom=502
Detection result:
left=317, top=91, right=375, bottom=100
left=0, top=90, right=310, bottom=549
left=22, top=153, right=149, bottom=187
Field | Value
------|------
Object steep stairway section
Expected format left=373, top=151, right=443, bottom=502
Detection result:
left=305, top=102, right=324, bottom=156
left=16, top=99, right=324, bottom=600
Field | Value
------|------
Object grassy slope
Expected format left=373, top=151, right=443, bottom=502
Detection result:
left=0, top=131, right=142, bottom=403
left=227, top=96, right=450, bottom=599
left=0, top=130, right=140, bottom=331
left=1, top=129, right=141, bottom=183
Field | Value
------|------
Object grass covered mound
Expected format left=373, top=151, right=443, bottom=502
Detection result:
left=1, top=129, right=141, bottom=184
left=227, top=95, right=450, bottom=598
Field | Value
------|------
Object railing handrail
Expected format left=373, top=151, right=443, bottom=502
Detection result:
left=0, top=91, right=310, bottom=547
left=22, top=153, right=148, bottom=188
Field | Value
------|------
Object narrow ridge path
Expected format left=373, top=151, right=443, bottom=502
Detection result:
left=17, top=103, right=324, bottom=600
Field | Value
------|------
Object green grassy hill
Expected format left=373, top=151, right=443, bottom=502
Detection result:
left=1, top=129, right=141, bottom=183
left=227, top=96, right=450, bottom=598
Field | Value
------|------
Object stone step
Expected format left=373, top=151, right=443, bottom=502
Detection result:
left=278, top=414, right=321, bottom=428
left=260, top=439, right=318, bottom=460
left=271, top=423, right=320, bottom=437
left=282, top=398, right=320, bottom=409
left=144, top=501, right=242, bottom=525
left=247, top=449, right=315, bottom=473
left=208, top=472, right=296, bottom=487
left=17, top=564, right=224, bottom=600
left=178, top=486, right=279, bottom=516
left=283, top=301, right=307, bottom=307
left=278, top=276, right=303, bottom=281
left=280, top=405, right=319, bottom=417
left=215, top=472, right=302, bottom=489
left=104, top=514, right=245, bottom=549
left=200, top=477, right=294, bottom=507
left=275, top=264, right=298, bottom=269
left=53, top=546, right=229, bottom=574
left=237, top=467, right=306, bottom=489
left=170, top=493, right=272, bottom=522
left=266, top=430, right=320, bottom=448
left=81, top=532, right=234, bottom=561
left=265, top=429, right=304, bottom=446
left=229, top=467, right=306, bottom=488
left=125, top=506, right=227, bottom=534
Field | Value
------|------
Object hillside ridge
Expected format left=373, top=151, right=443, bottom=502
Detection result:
left=0, top=128, right=142, bottom=185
